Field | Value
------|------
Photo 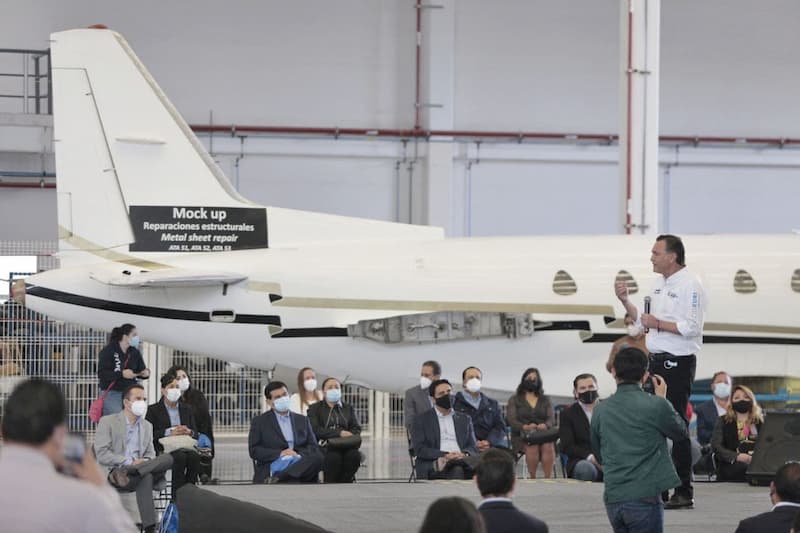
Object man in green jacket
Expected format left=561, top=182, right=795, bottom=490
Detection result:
left=591, top=347, right=689, bottom=533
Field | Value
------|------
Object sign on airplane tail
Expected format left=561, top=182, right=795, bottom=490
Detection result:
left=129, top=206, right=268, bottom=252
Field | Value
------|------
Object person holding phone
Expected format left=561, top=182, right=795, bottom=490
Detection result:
left=97, top=324, right=150, bottom=416
left=591, top=347, right=690, bottom=533
left=0, top=379, right=136, bottom=532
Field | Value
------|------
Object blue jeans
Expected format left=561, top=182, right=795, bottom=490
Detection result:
left=101, top=389, right=124, bottom=416
left=605, top=497, right=663, bottom=533
left=572, top=459, right=600, bottom=481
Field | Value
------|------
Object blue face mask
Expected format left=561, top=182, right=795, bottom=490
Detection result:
left=326, top=388, right=342, bottom=404
left=129, top=335, right=141, bottom=349
left=273, top=395, right=291, bottom=413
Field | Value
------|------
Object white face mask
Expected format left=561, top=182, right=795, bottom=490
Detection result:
left=627, top=324, right=644, bottom=337
left=420, top=376, right=433, bottom=390
left=465, top=378, right=481, bottom=393
left=303, top=378, right=318, bottom=392
left=713, top=382, right=731, bottom=399
left=178, top=377, right=190, bottom=392
left=131, top=400, right=147, bottom=418
left=166, top=388, right=182, bottom=403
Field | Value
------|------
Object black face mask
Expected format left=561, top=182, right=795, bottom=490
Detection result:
left=435, top=394, right=453, bottom=410
left=522, top=380, right=541, bottom=393
left=732, top=400, right=753, bottom=414
left=578, top=390, right=599, bottom=405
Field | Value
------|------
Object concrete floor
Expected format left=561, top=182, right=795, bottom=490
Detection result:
left=204, top=479, right=771, bottom=533
left=205, top=436, right=771, bottom=532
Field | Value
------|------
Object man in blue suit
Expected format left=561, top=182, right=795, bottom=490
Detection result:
left=248, top=381, right=323, bottom=484
left=412, top=379, right=479, bottom=479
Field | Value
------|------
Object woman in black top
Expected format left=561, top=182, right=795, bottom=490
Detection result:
left=506, top=368, right=556, bottom=478
left=712, top=384, right=764, bottom=482
left=169, top=364, right=215, bottom=482
left=97, top=323, right=149, bottom=416
left=307, top=377, right=362, bottom=483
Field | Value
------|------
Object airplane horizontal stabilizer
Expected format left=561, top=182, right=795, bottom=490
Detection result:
left=89, top=267, right=247, bottom=288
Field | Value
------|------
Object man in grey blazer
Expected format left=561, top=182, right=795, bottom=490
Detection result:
left=95, top=384, right=173, bottom=533
left=404, top=360, right=441, bottom=435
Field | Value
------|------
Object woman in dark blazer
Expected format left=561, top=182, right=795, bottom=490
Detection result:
left=169, top=364, right=215, bottom=481
left=712, top=384, right=763, bottom=482
left=506, top=368, right=556, bottom=478
left=307, top=377, right=362, bottom=483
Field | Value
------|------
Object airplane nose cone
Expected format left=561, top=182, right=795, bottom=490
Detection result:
left=12, top=279, right=26, bottom=304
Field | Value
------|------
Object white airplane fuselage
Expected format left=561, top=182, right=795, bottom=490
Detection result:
left=26, top=234, right=800, bottom=397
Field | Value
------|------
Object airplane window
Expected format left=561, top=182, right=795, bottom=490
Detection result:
left=615, top=270, right=638, bottom=294
left=733, top=269, right=757, bottom=294
left=552, top=270, right=577, bottom=295
left=792, top=269, right=800, bottom=293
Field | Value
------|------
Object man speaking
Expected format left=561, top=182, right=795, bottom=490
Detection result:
left=615, top=234, right=706, bottom=510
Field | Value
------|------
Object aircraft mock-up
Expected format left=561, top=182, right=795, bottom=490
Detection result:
left=21, top=29, right=800, bottom=397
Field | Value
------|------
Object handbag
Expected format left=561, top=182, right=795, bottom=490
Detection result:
left=326, top=435, right=362, bottom=450
left=89, top=354, right=131, bottom=423
left=522, top=427, right=559, bottom=445
left=159, top=435, right=199, bottom=453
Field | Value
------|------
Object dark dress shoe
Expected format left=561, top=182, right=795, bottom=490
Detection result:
left=664, top=493, right=694, bottom=509
left=108, top=468, right=130, bottom=490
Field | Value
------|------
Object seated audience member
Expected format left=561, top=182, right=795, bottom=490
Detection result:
left=454, top=366, right=509, bottom=453
left=559, top=373, right=603, bottom=482
left=419, top=496, right=486, bottom=533
left=307, top=377, right=362, bottom=483
left=412, top=379, right=479, bottom=480
left=96, top=384, right=173, bottom=532
left=405, top=360, right=441, bottom=435
left=290, top=367, right=323, bottom=416
left=169, top=364, right=215, bottom=482
left=146, top=372, right=202, bottom=499
left=712, top=385, right=763, bottom=482
left=476, top=449, right=549, bottom=533
left=506, top=368, right=556, bottom=478
left=0, top=379, right=136, bottom=532
left=735, top=461, right=800, bottom=533
left=606, top=313, right=648, bottom=373
left=249, top=381, right=324, bottom=484
left=696, top=371, right=732, bottom=447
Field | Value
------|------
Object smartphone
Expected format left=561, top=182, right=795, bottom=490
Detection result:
left=61, top=433, right=86, bottom=476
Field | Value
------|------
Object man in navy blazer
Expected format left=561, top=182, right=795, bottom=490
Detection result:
left=249, top=381, right=323, bottom=484
left=412, top=379, right=479, bottom=479
left=736, top=461, right=800, bottom=533
left=476, top=449, right=549, bottom=533
left=695, top=371, right=732, bottom=446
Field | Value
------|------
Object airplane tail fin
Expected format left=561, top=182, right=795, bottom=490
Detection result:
left=51, top=29, right=441, bottom=267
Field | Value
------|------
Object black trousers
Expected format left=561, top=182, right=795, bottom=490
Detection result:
left=718, top=460, right=749, bottom=482
left=275, top=451, right=324, bottom=483
left=650, top=353, right=696, bottom=498
left=170, top=449, right=202, bottom=499
left=323, top=447, right=361, bottom=483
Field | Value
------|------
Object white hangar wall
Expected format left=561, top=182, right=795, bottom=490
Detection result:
left=1, top=0, right=799, bottom=242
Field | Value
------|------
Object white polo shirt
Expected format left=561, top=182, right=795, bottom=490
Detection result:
left=642, top=267, right=706, bottom=356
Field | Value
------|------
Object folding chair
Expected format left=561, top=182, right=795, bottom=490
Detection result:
left=406, top=429, right=417, bottom=482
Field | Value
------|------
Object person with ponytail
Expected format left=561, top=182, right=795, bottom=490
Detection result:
left=96, top=323, right=150, bottom=416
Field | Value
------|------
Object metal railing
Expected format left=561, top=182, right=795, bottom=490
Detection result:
left=0, top=48, right=52, bottom=114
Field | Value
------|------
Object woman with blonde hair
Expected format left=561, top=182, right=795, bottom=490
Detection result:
left=289, top=366, right=323, bottom=415
left=711, top=384, right=764, bottom=482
